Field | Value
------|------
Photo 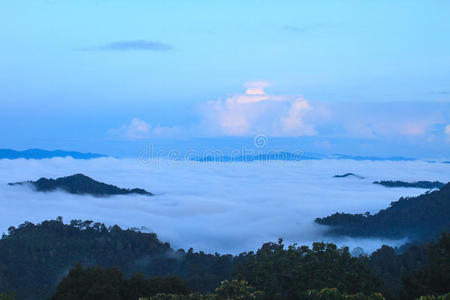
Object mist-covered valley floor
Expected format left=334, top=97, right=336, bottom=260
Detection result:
left=1, top=157, right=449, bottom=254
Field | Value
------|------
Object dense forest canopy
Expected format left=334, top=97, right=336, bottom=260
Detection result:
left=0, top=219, right=448, bottom=300
left=315, top=182, right=450, bottom=241
left=0, top=219, right=234, bottom=300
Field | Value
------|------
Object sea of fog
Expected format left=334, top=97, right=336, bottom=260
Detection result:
left=1, top=158, right=449, bottom=254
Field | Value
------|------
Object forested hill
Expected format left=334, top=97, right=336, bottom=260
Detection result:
left=373, top=180, right=444, bottom=189
left=315, top=182, right=450, bottom=240
left=8, top=174, right=152, bottom=196
left=0, top=219, right=448, bottom=299
left=0, top=148, right=106, bottom=159
left=0, top=219, right=235, bottom=300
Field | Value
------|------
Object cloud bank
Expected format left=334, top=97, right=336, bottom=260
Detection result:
left=108, top=118, right=180, bottom=140
left=104, top=83, right=449, bottom=157
left=1, top=158, right=449, bottom=254
left=201, top=82, right=317, bottom=136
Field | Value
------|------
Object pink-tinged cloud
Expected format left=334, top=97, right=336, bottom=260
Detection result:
left=244, top=81, right=271, bottom=95
left=127, top=118, right=151, bottom=139
left=108, top=118, right=179, bottom=140
left=400, top=122, right=428, bottom=136
left=280, top=98, right=316, bottom=136
left=202, top=82, right=316, bottom=136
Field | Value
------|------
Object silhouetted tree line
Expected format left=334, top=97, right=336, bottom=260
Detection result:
left=49, top=264, right=189, bottom=300
left=315, top=182, right=450, bottom=240
left=0, top=218, right=234, bottom=300
left=372, top=181, right=444, bottom=189
left=0, top=219, right=448, bottom=300
left=233, top=239, right=381, bottom=299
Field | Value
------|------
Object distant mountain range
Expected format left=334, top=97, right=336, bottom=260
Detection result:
left=373, top=180, right=445, bottom=189
left=2, top=148, right=449, bottom=163
left=315, top=182, right=450, bottom=241
left=0, top=148, right=106, bottom=159
left=192, top=152, right=416, bottom=162
left=9, top=174, right=152, bottom=197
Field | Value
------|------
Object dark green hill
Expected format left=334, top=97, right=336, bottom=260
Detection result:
left=315, top=183, right=450, bottom=240
left=8, top=174, right=152, bottom=197
left=1, top=219, right=448, bottom=300
left=373, top=180, right=444, bottom=189
left=0, top=219, right=235, bottom=300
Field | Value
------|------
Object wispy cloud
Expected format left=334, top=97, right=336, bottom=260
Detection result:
left=283, top=24, right=325, bottom=34
left=108, top=118, right=179, bottom=140
left=80, top=40, right=172, bottom=51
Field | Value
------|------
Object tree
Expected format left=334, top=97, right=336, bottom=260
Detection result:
left=234, top=239, right=380, bottom=299
left=403, top=233, right=450, bottom=299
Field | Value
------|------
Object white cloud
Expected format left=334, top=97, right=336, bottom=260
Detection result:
left=201, top=82, right=316, bottom=136
left=108, top=118, right=179, bottom=140
left=127, top=118, right=151, bottom=139
left=280, top=98, right=316, bottom=136
left=324, top=101, right=448, bottom=140
left=399, top=122, right=429, bottom=136
left=3, top=158, right=446, bottom=253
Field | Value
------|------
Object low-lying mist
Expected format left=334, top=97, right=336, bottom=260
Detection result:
left=1, top=157, right=449, bottom=254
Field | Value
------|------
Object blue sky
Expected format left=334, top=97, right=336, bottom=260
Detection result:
left=1, top=0, right=449, bottom=158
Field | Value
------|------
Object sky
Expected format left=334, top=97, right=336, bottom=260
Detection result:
left=1, top=0, right=449, bottom=158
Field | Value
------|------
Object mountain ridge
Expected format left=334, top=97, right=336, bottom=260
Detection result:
left=9, top=174, right=152, bottom=197
left=0, top=148, right=106, bottom=159
left=315, top=182, right=450, bottom=241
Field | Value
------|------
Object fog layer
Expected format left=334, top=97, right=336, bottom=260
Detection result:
left=1, top=158, right=449, bottom=254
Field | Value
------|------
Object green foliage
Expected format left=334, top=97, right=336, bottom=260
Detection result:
left=403, top=234, right=450, bottom=299
left=0, top=293, right=16, bottom=300
left=213, top=280, right=264, bottom=300
left=233, top=239, right=381, bottom=299
left=305, top=288, right=385, bottom=300
left=50, top=264, right=189, bottom=300
left=368, top=243, right=428, bottom=298
left=1, top=217, right=448, bottom=300
left=0, top=219, right=234, bottom=300
left=415, top=293, right=450, bottom=300
left=315, top=183, right=450, bottom=240
left=140, top=280, right=263, bottom=299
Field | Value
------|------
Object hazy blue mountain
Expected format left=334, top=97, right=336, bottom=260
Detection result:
left=329, top=154, right=415, bottom=161
left=0, top=148, right=106, bottom=159
left=373, top=180, right=445, bottom=189
left=192, top=151, right=307, bottom=162
left=191, top=151, right=414, bottom=162
left=9, top=174, right=152, bottom=197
